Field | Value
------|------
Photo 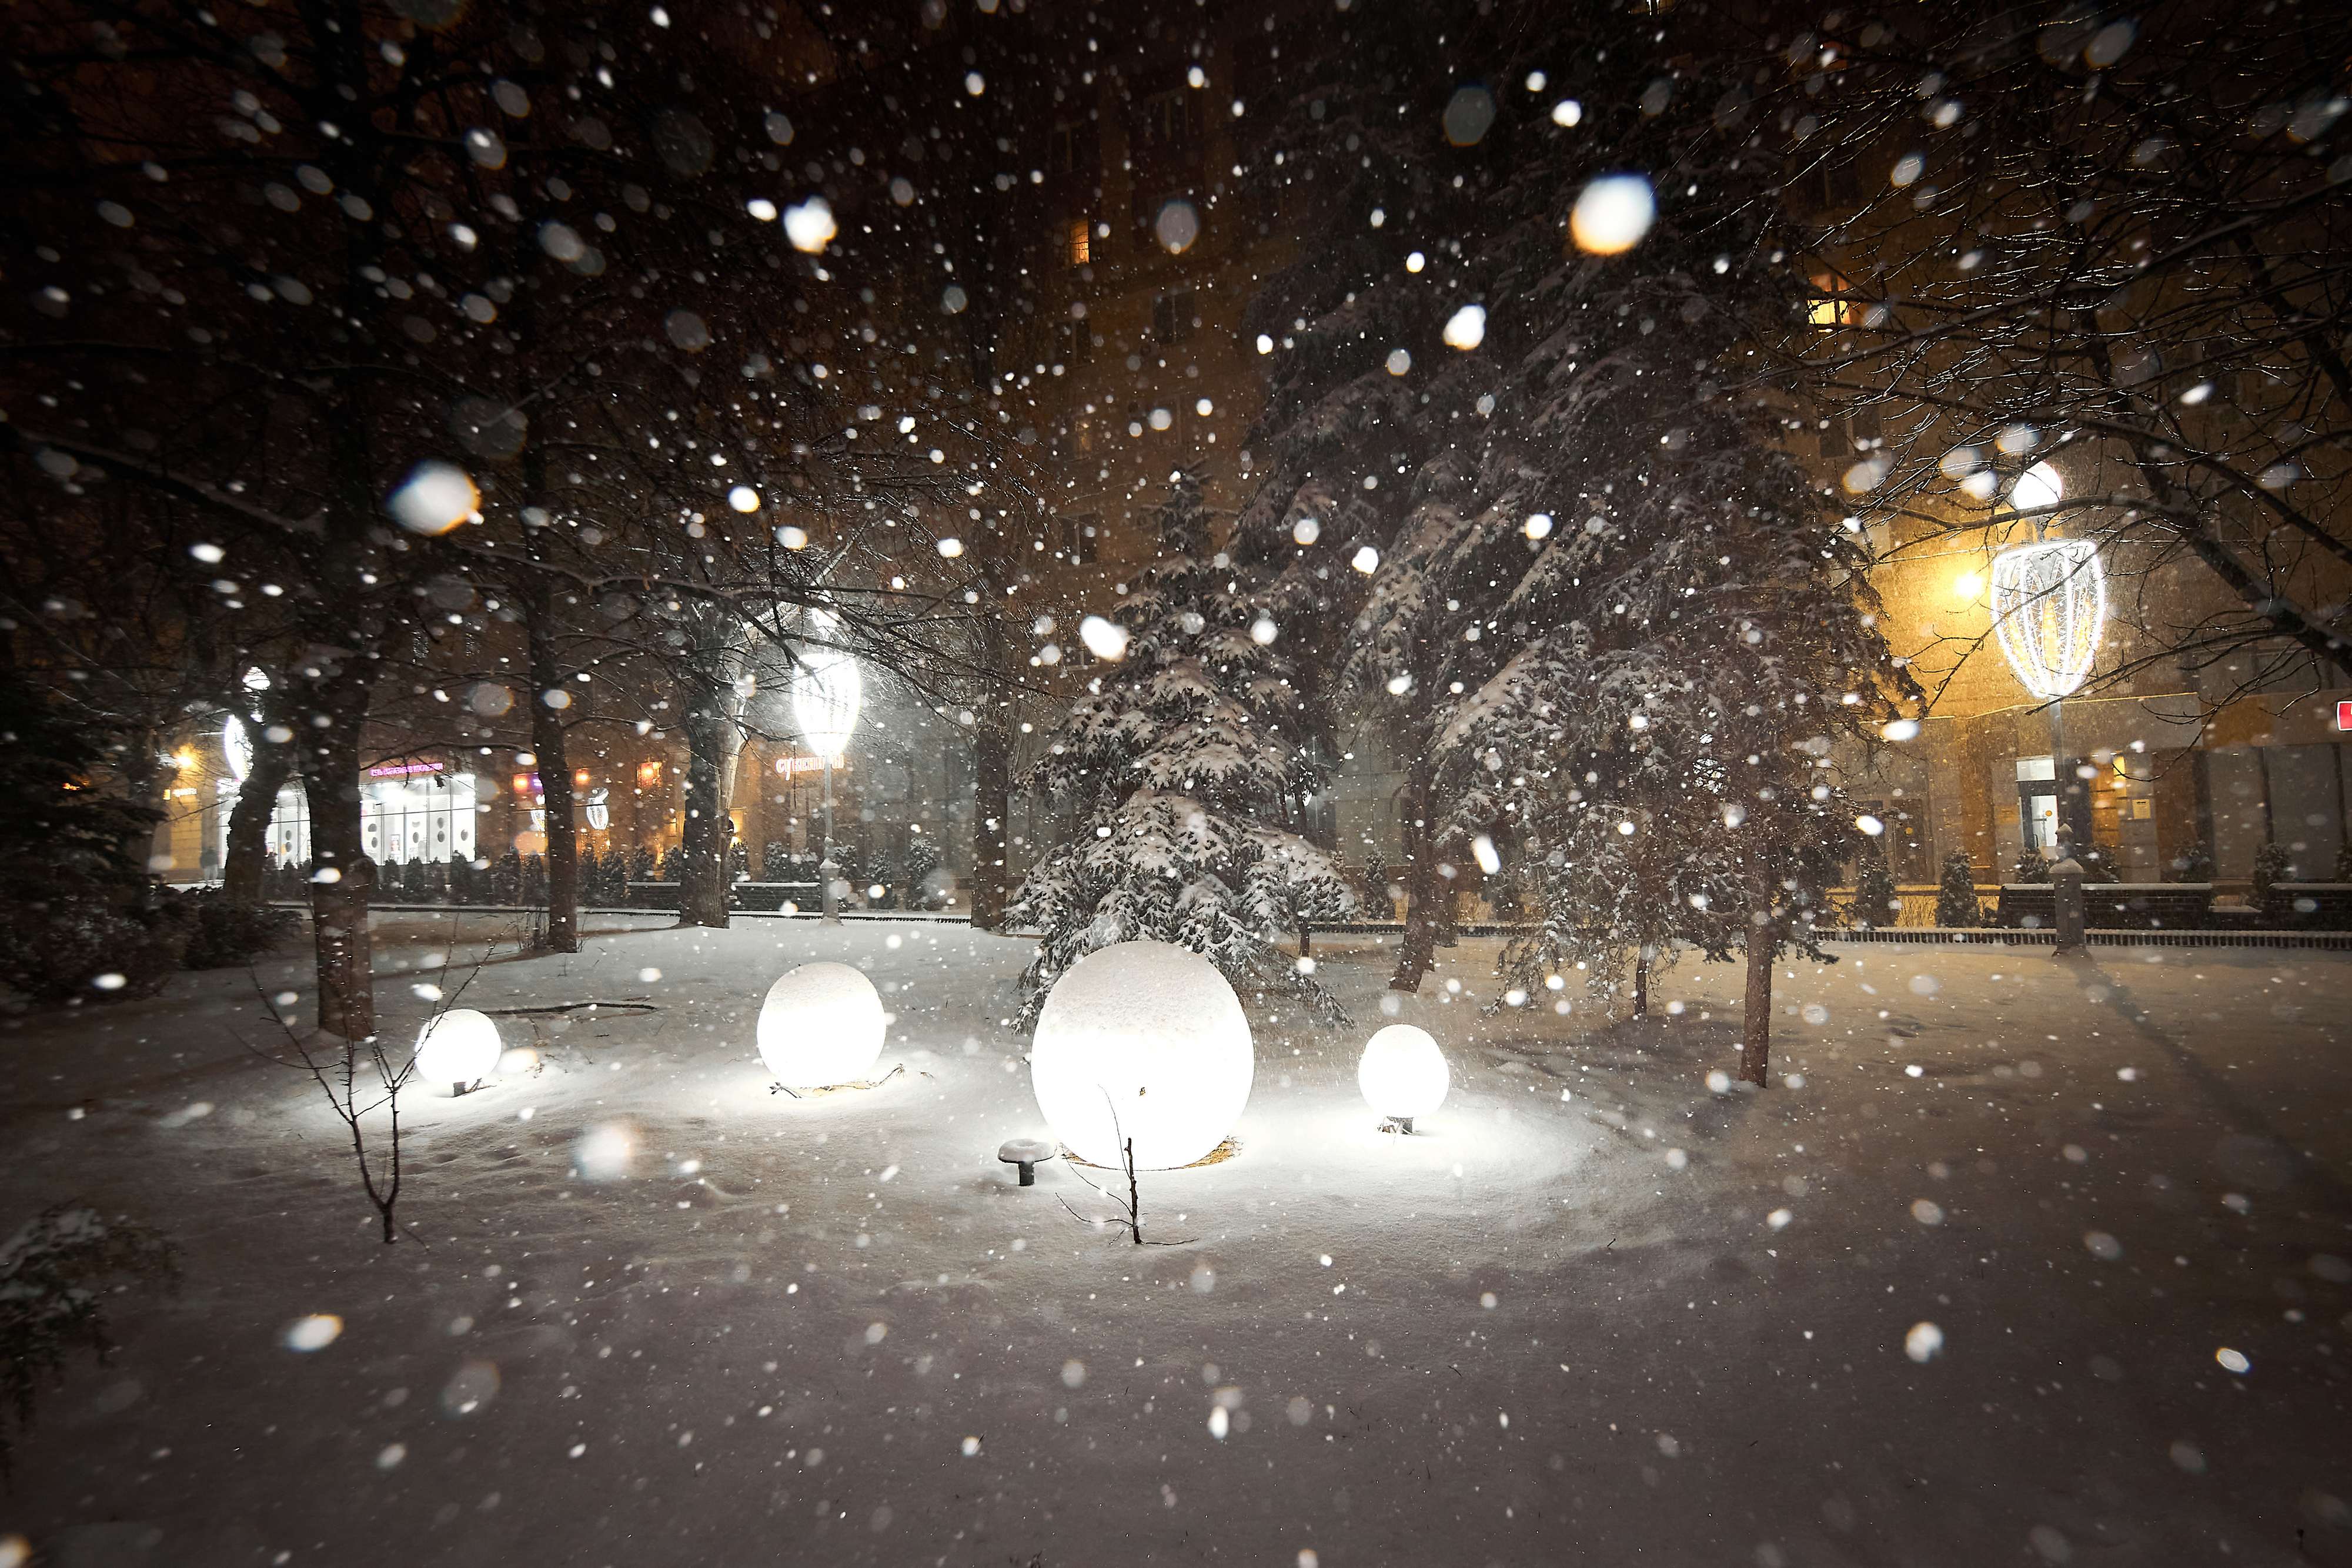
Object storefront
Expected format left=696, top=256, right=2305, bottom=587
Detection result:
left=218, top=718, right=479, bottom=868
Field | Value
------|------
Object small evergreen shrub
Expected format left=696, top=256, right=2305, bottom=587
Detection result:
left=0, top=898, right=183, bottom=1003
left=175, top=890, right=300, bottom=969
left=1852, top=845, right=1900, bottom=928
left=0, top=1205, right=177, bottom=1473
left=2252, top=842, right=2291, bottom=905
left=1935, top=851, right=1982, bottom=928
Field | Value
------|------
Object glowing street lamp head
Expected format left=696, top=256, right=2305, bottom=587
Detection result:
left=2009, top=460, right=2063, bottom=514
left=1991, top=537, right=2104, bottom=700
left=790, top=610, right=862, bottom=762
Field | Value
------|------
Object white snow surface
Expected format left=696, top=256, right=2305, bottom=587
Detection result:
left=1, top=915, right=2347, bottom=1566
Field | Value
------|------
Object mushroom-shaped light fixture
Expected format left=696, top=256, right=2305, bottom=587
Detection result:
left=998, top=1137, right=1056, bottom=1187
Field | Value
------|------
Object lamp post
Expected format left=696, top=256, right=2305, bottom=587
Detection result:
left=790, top=610, right=861, bottom=924
left=1990, top=463, right=2102, bottom=862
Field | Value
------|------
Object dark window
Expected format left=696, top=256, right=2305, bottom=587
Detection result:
left=1135, top=88, right=1202, bottom=149
left=1152, top=289, right=1197, bottom=345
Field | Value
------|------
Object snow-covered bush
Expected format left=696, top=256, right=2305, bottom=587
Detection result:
left=2013, top=848, right=2053, bottom=884
left=174, top=888, right=300, bottom=970
left=1935, top=852, right=1983, bottom=929
left=1009, top=471, right=1355, bottom=1028
left=0, top=1205, right=176, bottom=1473
left=0, top=898, right=183, bottom=1002
left=763, top=841, right=793, bottom=881
left=904, top=834, right=946, bottom=908
left=2252, top=843, right=2291, bottom=905
left=0, top=672, right=176, bottom=1004
left=1853, top=847, right=1901, bottom=930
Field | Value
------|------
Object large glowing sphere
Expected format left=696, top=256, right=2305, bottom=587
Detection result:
left=1030, top=941, right=1252, bottom=1169
left=415, top=1008, right=502, bottom=1088
left=757, top=961, right=886, bottom=1087
left=1358, top=1024, right=1450, bottom=1123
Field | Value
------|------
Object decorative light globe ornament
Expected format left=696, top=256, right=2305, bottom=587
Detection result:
left=790, top=610, right=862, bottom=764
left=415, top=1008, right=502, bottom=1093
left=1029, top=941, right=1253, bottom=1169
left=1989, top=463, right=2102, bottom=701
left=757, top=961, right=887, bottom=1089
left=1358, top=1024, right=1450, bottom=1133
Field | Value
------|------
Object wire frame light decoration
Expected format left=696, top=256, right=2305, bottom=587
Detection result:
left=790, top=609, right=862, bottom=762
left=1990, top=537, right=2104, bottom=700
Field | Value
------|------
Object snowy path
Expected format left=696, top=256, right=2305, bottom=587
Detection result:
left=1, top=922, right=2347, bottom=1567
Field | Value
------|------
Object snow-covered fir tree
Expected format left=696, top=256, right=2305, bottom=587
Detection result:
left=1007, top=472, right=1355, bottom=1028
left=1228, top=0, right=1901, bottom=1007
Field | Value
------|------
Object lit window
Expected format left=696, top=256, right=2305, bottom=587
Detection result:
left=1066, top=218, right=1090, bottom=266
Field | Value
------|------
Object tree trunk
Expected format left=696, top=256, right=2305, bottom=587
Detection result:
left=303, top=699, right=375, bottom=1042
left=120, top=726, right=165, bottom=886
left=1632, top=954, right=1651, bottom=1021
left=524, top=584, right=581, bottom=954
left=222, top=741, right=291, bottom=906
left=968, top=718, right=1012, bottom=931
left=1388, top=763, right=1438, bottom=992
left=677, top=659, right=734, bottom=930
left=1739, top=886, right=1777, bottom=1087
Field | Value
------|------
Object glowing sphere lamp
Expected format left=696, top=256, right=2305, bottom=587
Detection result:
left=415, top=1008, right=502, bottom=1093
left=1358, top=1024, right=1450, bottom=1132
left=1030, top=941, right=1253, bottom=1170
left=757, top=961, right=887, bottom=1088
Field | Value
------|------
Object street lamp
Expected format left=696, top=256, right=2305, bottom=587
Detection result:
left=790, top=609, right=861, bottom=923
left=1989, top=462, right=2103, bottom=862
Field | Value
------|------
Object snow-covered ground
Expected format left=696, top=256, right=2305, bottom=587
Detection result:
left=2, top=917, right=2348, bottom=1567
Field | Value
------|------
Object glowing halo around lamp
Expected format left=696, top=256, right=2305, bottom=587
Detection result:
left=790, top=610, right=862, bottom=763
left=1357, top=1024, right=1450, bottom=1132
left=1991, top=537, right=2104, bottom=700
left=756, top=961, right=887, bottom=1088
left=415, top=1008, right=502, bottom=1092
left=1029, top=941, right=1253, bottom=1170
left=2009, top=460, right=2064, bottom=515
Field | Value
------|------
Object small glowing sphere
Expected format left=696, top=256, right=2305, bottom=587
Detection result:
left=783, top=196, right=836, bottom=253
left=415, top=1008, right=502, bottom=1086
left=386, top=461, right=479, bottom=536
left=1442, top=304, right=1487, bottom=350
left=757, top=961, right=886, bottom=1088
left=1569, top=173, right=1656, bottom=255
left=2010, top=460, right=2064, bottom=513
left=1358, top=1024, right=1450, bottom=1122
left=1030, top=941, right=1253, bottom=1169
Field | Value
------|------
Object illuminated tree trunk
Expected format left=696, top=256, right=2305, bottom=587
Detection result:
left=1738, top=878, right=1777, bottom=1087
left=1389, top=763, right=1438, bottom=992
left=303, top=684, right=375, bottom=1042
left=967, top=600, right=1015, bottom=931
left=970, top=720, right=1012, bottom=931
left=221, top=743, right=290, bottom=907
left=676, top=643, right=742, bottom=931
left=524, top=581, right=580, bottom=954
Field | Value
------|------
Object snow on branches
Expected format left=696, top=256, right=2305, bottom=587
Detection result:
left=1008, top=472, right=1354, bottom=1027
